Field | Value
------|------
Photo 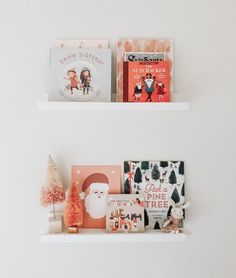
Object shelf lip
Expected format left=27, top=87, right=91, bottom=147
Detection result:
left=41, top=229, right=187, bottom=243
left=37, top=101, right=190, bottom=111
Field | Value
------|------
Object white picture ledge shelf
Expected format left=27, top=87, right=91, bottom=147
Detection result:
left=37, top=101, right=190, bottom=111
left=41, top=229, right=186, bottom=243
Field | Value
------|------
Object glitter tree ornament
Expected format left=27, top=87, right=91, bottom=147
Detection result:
left=64, top=183, right=83, bottom=233
left=40, top=155, right=66, bottom=219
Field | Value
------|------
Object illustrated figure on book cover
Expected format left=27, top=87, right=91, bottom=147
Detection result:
left=132, top=82, right=143, bottom=101
left=71, top=166, right=121, bottom=228
left=156, top=80, right=165, bottom=101
left=142, top=73, right=156, bottom=102
left=80, top=67, right=91, bottom=94
left=64, top=67, right=92, bottom=95
left=64, top=69, right=80, bottom=93
left=106, top=194, right=144, bottom=233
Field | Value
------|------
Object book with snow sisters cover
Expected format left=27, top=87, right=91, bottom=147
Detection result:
left=50, top=48, right=111, bottom=102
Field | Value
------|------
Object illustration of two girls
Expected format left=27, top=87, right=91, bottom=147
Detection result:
left=65, top=67, right=91, bottom=94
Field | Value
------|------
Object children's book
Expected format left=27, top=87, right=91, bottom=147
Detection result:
left=123, top=161, right=185, bottom=230
left=106, top=194, right=144, bottom=233
left=55, top=39, right=109, bottom=49
left=116, top=38, right=173, bottom=102
left=50, top=48, right=111, bottom=101
left=71, top=165, right=121, bottom=229
left=124, top=52, right=165, bottom=62
left=123, top=61, right=170, bottom=102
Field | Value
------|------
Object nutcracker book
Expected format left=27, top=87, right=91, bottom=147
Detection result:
left=123, top=161, right=185, bottom=230
left=71, top=165, right=121, bottom=229
left=116, top=38, right=173, bottom=102
left=50, top=48, right=111, bottom=102
left=123, top=61, right=170, bottom=102
left=106, top=194, right=144, bottom=233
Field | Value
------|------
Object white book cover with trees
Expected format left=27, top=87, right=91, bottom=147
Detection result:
left=123, top=161, right=185, bottom=230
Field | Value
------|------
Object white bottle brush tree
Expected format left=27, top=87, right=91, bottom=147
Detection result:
left=40, top=155, right=66, bottom=219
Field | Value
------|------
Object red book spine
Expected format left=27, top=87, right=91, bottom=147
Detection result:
left=123, top=62, right=129, bottom=102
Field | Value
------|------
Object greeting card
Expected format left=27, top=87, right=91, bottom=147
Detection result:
left=71, top=166, right=121, bottom=229
left=50, top=48, right=111, bottom=102
left=106, top=194, right=144, bottom=233
left=123, top=161, right=185, bottom=230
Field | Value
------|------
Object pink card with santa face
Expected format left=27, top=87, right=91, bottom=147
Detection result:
left=71, top=165, right=121, bottom=229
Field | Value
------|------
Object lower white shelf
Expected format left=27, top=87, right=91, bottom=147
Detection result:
left=37, top=101, right=190, bottom=112
left=41, top=229, right=186, bottom=243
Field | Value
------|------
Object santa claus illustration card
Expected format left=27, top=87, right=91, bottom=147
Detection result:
left=71, top=165, right=121, bottom=229
left=106, top=194, right=145, bottom=233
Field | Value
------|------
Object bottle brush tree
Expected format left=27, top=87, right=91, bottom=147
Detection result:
left=40, top=155, right=65, bottom=219
left=64, top=183, right=83, bottom=232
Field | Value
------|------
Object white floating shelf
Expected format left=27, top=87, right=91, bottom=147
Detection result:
left=37, top=101, right=189, bottom=112
left=41, top=229, right=186, bottom=243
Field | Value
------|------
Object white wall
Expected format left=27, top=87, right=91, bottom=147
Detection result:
left=0, top=0, right=235, bottom=277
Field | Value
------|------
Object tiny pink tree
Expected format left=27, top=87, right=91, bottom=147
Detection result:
left=40, top=155, right=65, bottom=219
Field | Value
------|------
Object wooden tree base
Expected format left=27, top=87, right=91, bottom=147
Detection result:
left=68, top=226, right=79, bottom=233
left=48, top=216, right=62, bottom=234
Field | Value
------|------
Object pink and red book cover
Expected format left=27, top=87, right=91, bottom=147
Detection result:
left=123, top=61, right=170, bottom=102
left=71, top=165, right=121, bottom=229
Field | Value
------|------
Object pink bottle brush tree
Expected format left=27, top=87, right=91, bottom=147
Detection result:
left=40, top=155, right=66, bottom=219
left=64, top=183, right=83, bottom=233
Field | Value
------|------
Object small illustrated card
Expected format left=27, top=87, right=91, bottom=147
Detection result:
left=106, top=194, right=144, bottom=233
left=123, top=161, right=185, bottom=230
left=50, top=48, right=111, bottom=102
left=55, top=39, right=109, bottom=49
left=71, top=166, right=121, bottom=229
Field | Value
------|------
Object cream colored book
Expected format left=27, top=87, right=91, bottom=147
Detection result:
left=55, top=39, right=109, bottom=49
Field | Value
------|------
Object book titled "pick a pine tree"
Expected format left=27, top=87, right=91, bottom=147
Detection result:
left=123, top=161, right=185, bottom=230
